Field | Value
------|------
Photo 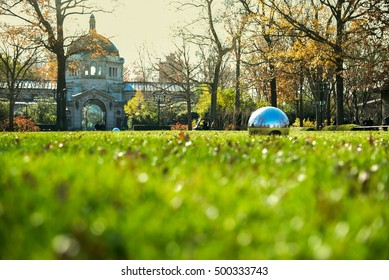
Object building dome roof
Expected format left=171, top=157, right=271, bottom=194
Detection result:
left=67, top=14, right=119, bottom=57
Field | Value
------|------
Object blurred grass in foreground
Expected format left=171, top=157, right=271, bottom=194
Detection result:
left=0, top=130, right=388, bottom=259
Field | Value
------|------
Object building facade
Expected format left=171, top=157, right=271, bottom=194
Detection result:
left=64, top=14, right=128, bottom=130
left=63, top=15, right=189, bottom=130
left=0, top=15, right=191, bottom=130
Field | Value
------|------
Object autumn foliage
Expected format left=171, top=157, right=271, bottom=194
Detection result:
left=1, top=116, right=40, bottom=132
left=170, top=122, right=188, bottom=130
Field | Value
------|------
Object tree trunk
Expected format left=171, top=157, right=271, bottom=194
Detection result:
left=8, top=95, right=15, bottom=131
left=335, top=56, right=344, bottom=125
left=269, top=64, right=277, bottom=107
left=299, top=75, right=304, bottom=127
left=186, top=83, right=192, bottom=130
left=335, top=0, right=344, bottom=125
left=315, top=82, right=324, bottom=130
left=234, top=37, right=242, bottom=130
left=56, top=53, right=68, bottom=131
left=210, top=57, right=222, bottom=128
left=264, top=33, right=277, bottom=108
left=353, top=91, right=360, bottom=124
left=326, top=84, right=332, bottom=126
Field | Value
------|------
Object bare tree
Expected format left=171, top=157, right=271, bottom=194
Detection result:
left=133, top=43, right=157, bottom=83
left=0, top=0, right=117, bottom=130
left=175, top=0, right=236, bottom=127
left=0, top=24, right=41, bottom=131
left=225, top=1, right=250, bottom=128
left=157, top=34, right=201, bottom=130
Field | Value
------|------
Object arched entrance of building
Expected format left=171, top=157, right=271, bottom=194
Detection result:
left=82, top=99, right=106, bottom=130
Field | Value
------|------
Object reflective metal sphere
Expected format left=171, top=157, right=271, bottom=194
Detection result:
left=248, top=106, right=290, bottom=135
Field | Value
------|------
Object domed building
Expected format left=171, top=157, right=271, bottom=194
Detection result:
left=2, top=14, right=191, bottom=130
left=65, top=14, right=127, bottom=130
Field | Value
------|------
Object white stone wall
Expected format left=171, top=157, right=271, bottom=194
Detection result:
left=65, top=50, right=126, bottom=130
left=66, top=54, right=124, bottom=97
left=68, top=89, right=118, bottom=130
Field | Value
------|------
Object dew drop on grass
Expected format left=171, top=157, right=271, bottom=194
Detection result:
left=151, top=156, right=158, bottom=167
left=205, top=206, right=219, bottom=220
left=237, top=231, right=252, bottom=247
left=219, top=177, right=229, bottom=186
left=314, top=244, right=332, bottom=259
left=356, top=226, right=371, bottom=243
left=174, top=183, right=184, bottom=193
left=349, top=166, right=359, bottom=177
left=308, top=235, right=332, bottom=259
left=52, top=235, right=70, bottom=254
left=308, top=235, right=322, bottom=250
left=275, top=242, right=291, bottom=256
left=185, top=140, right=192, bottom=147
left=170, top=196, right=183, bottom=209
left=334, top=221, right=350, bottom=239
left=30, top=212, right=44, bottom=227
left=115, top=151, right=125, bottom=159
left=297, top=173, right=306, bottom=182
left=372, top=217, right=384, bottom=231
left=329, top=188, right=344, bottom=202
left=137, top=172, right=149, bottom=183
left=266, top=194, right=279, bottom=206
left=290, top=216, right=304, bottom=231
left=52, top=234, right=80, bottom=257
left=90, top=218, right=107, bottom=236
left=370, top=164, right=379, bottom=172
left=358, top=170, right=370, bottom=184
left=97, top=157, right=104, bottom=165
left=174, top=183, right=183, bottom=193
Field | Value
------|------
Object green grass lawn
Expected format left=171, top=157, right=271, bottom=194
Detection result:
left=0, top=130, right=388, bottom=259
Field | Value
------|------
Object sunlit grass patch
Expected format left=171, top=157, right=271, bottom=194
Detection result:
left=0, top=130, right=388, bottom=259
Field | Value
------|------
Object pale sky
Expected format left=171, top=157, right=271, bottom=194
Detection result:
left=87, top=0, right=185, bottom=65
left=0, top=0, right=196, bottom=66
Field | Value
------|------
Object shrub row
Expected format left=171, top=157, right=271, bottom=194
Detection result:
left=322, top=124, right=359, bottom=131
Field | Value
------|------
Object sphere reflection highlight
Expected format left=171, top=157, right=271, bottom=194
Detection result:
left=248, top=106, right=290, bottom=135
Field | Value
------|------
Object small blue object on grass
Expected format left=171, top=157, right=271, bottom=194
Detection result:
left=112, top=127, right=120, bottom=132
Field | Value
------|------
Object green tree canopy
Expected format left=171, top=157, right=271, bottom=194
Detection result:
left=124, top=90, right=157, bottom=127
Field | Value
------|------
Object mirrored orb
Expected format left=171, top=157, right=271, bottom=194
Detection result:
left=112, top=127, right=120, bottom=132
left=248, top=106, right=290, bottom=135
